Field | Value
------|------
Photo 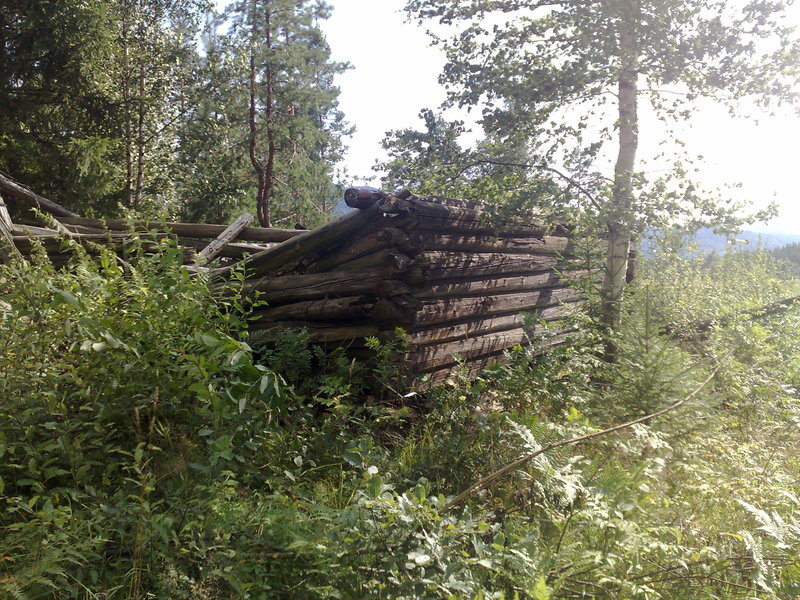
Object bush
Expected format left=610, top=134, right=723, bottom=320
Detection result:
left=0, top=242, right=284, bottom=597
left=3, top=238, right=800, bottom=599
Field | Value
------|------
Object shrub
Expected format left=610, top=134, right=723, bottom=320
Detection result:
left=0, top=242, right=284, bottom=597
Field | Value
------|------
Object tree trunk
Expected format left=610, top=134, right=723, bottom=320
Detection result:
left=248, top=0, right=264, bottom=225
left=248, top=1, right=275, bottom=228
left=601, top=0, right=639, bottom=331
left=122, top=5, right=133, bottom=201
left=133, top=63, right=146, bottom=209
left=260, top=4, right=276, bottom=228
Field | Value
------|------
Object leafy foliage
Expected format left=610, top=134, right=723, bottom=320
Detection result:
left=0, top=243, right=285, bottom=597
left=2, top=240, right=800, bottom=599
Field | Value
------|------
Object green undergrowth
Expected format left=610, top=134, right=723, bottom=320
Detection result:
left=1, top=243, right=799, bottom=599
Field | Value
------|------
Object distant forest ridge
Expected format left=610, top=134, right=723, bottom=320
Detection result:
left=643, top=228, right=800, bottom=258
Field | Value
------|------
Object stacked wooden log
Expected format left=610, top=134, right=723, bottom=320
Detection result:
left=230, top=190, right=591, bottom=383
left=0, top=173, right=304, bottom=265
left=2, top=216, right=308, bottom=266
left=0, top=171, right=592, bottom=384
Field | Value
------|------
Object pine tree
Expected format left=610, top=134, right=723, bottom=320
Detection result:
left=0, top=0, right=119, bottom=211
left=0, top=0, right=205, bottom=216
left=225, top=0, right=349, bottom=228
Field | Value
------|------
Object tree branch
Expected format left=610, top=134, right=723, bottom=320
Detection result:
left=471, top=156, right=604, bottom=210
left=443, top=358, right=726, bottom=512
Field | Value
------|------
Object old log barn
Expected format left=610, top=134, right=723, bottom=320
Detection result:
left=0, top=175, right=587, bottom=384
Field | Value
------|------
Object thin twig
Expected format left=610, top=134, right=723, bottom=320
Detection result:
left=472, top=155, right=604, bottom=210
left=444, top=358, right=728, bottom=511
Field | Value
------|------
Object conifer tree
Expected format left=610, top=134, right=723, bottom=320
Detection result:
left=221, top=0, right=348, bottom=228
left=0, top=0, right=118, bottom=210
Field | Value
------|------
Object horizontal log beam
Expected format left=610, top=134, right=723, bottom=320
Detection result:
left=13, top=232, right=171, bottom=252
left=329, top=249, right=414, bottom=274
left=14, top=217, right=106, bottom=235
left=408, top=326, right=576, bottom=373
left=413, top=286, right=580, bottom=327
left=247, top=320, right=381, bottom=343
left=417, top=271, right=588, bottom=299
left=58, top=216, right=303, bottom=244
left=420, top=251, right=564, bottom=279
left=408, top=302, right=581, bottom=346
left=251, top=295, right=374, bottom=322
left=410, top=232, right=572, bottom=256
left=238, top=269, right=412, bottom=304
left=419, top=333, right=573, bottom=384
left=387, top=196, right=566, bottom=236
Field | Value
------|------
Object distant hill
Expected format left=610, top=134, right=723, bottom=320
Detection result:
left=643, top=228, right=800, bottom=256
left=694, top=228, right=800, bottom=252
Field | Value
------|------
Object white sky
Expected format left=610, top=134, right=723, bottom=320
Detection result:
left=322, top=0, right=800, bottom=234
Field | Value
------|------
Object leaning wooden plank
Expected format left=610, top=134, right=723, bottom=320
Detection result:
left=58, top=216, right=303, bottom=244
left=0, top=193, right=23, bottom=261
left=0, top=173, right=79, bottom=218
left=413, top=287, right=580, bottom=328
left=0, top=193, right=13, bottom=232
left=213, top=202, right=386, bottom=278
left=409, top=302, right=581, bottom=346
left=306, top=227, right=412, bottom=273
left=181, top=238, right=271, bottom=259
left=197, top=212, right=253, bottom=264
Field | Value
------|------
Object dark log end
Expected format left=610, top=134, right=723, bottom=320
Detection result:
left=344, top=186, right=386, bottom=209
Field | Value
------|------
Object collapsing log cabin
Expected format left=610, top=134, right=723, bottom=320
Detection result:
left=0, top=172, right=590, bottom=385
left=217, top=188, right=589, bottom=384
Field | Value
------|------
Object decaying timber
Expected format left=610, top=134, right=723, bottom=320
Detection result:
left=0, top=171, right=596, bottom=385
left=217, top=188, right=594, bottom=383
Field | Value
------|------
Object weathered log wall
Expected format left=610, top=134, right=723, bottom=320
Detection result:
left=231, top=191, right=591, bottom=384
left=1, top=171, right=592, bottom=385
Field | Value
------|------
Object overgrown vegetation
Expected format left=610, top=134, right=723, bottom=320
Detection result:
left=1, top=241, right=799, bottom=599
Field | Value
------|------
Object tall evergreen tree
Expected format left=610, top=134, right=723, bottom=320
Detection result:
left=0, top=0, right=119, bottom=212
left=225, top=0, right=348, bottom=227
left=0, top=0, right=205, bottom=216
left=111, top=0, right=205, bottom=212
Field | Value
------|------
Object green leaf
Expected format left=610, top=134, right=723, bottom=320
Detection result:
left=50, top=286, right=80, bottom=307
left=532, top=576, right=551, bottom=600
left=367, top=475, right=382, bottom=498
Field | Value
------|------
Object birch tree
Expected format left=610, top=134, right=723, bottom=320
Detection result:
left=404, top=0, right=800, bottom=328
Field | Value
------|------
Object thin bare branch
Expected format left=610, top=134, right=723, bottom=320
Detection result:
left=444, top=357, right=727, bottom=512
